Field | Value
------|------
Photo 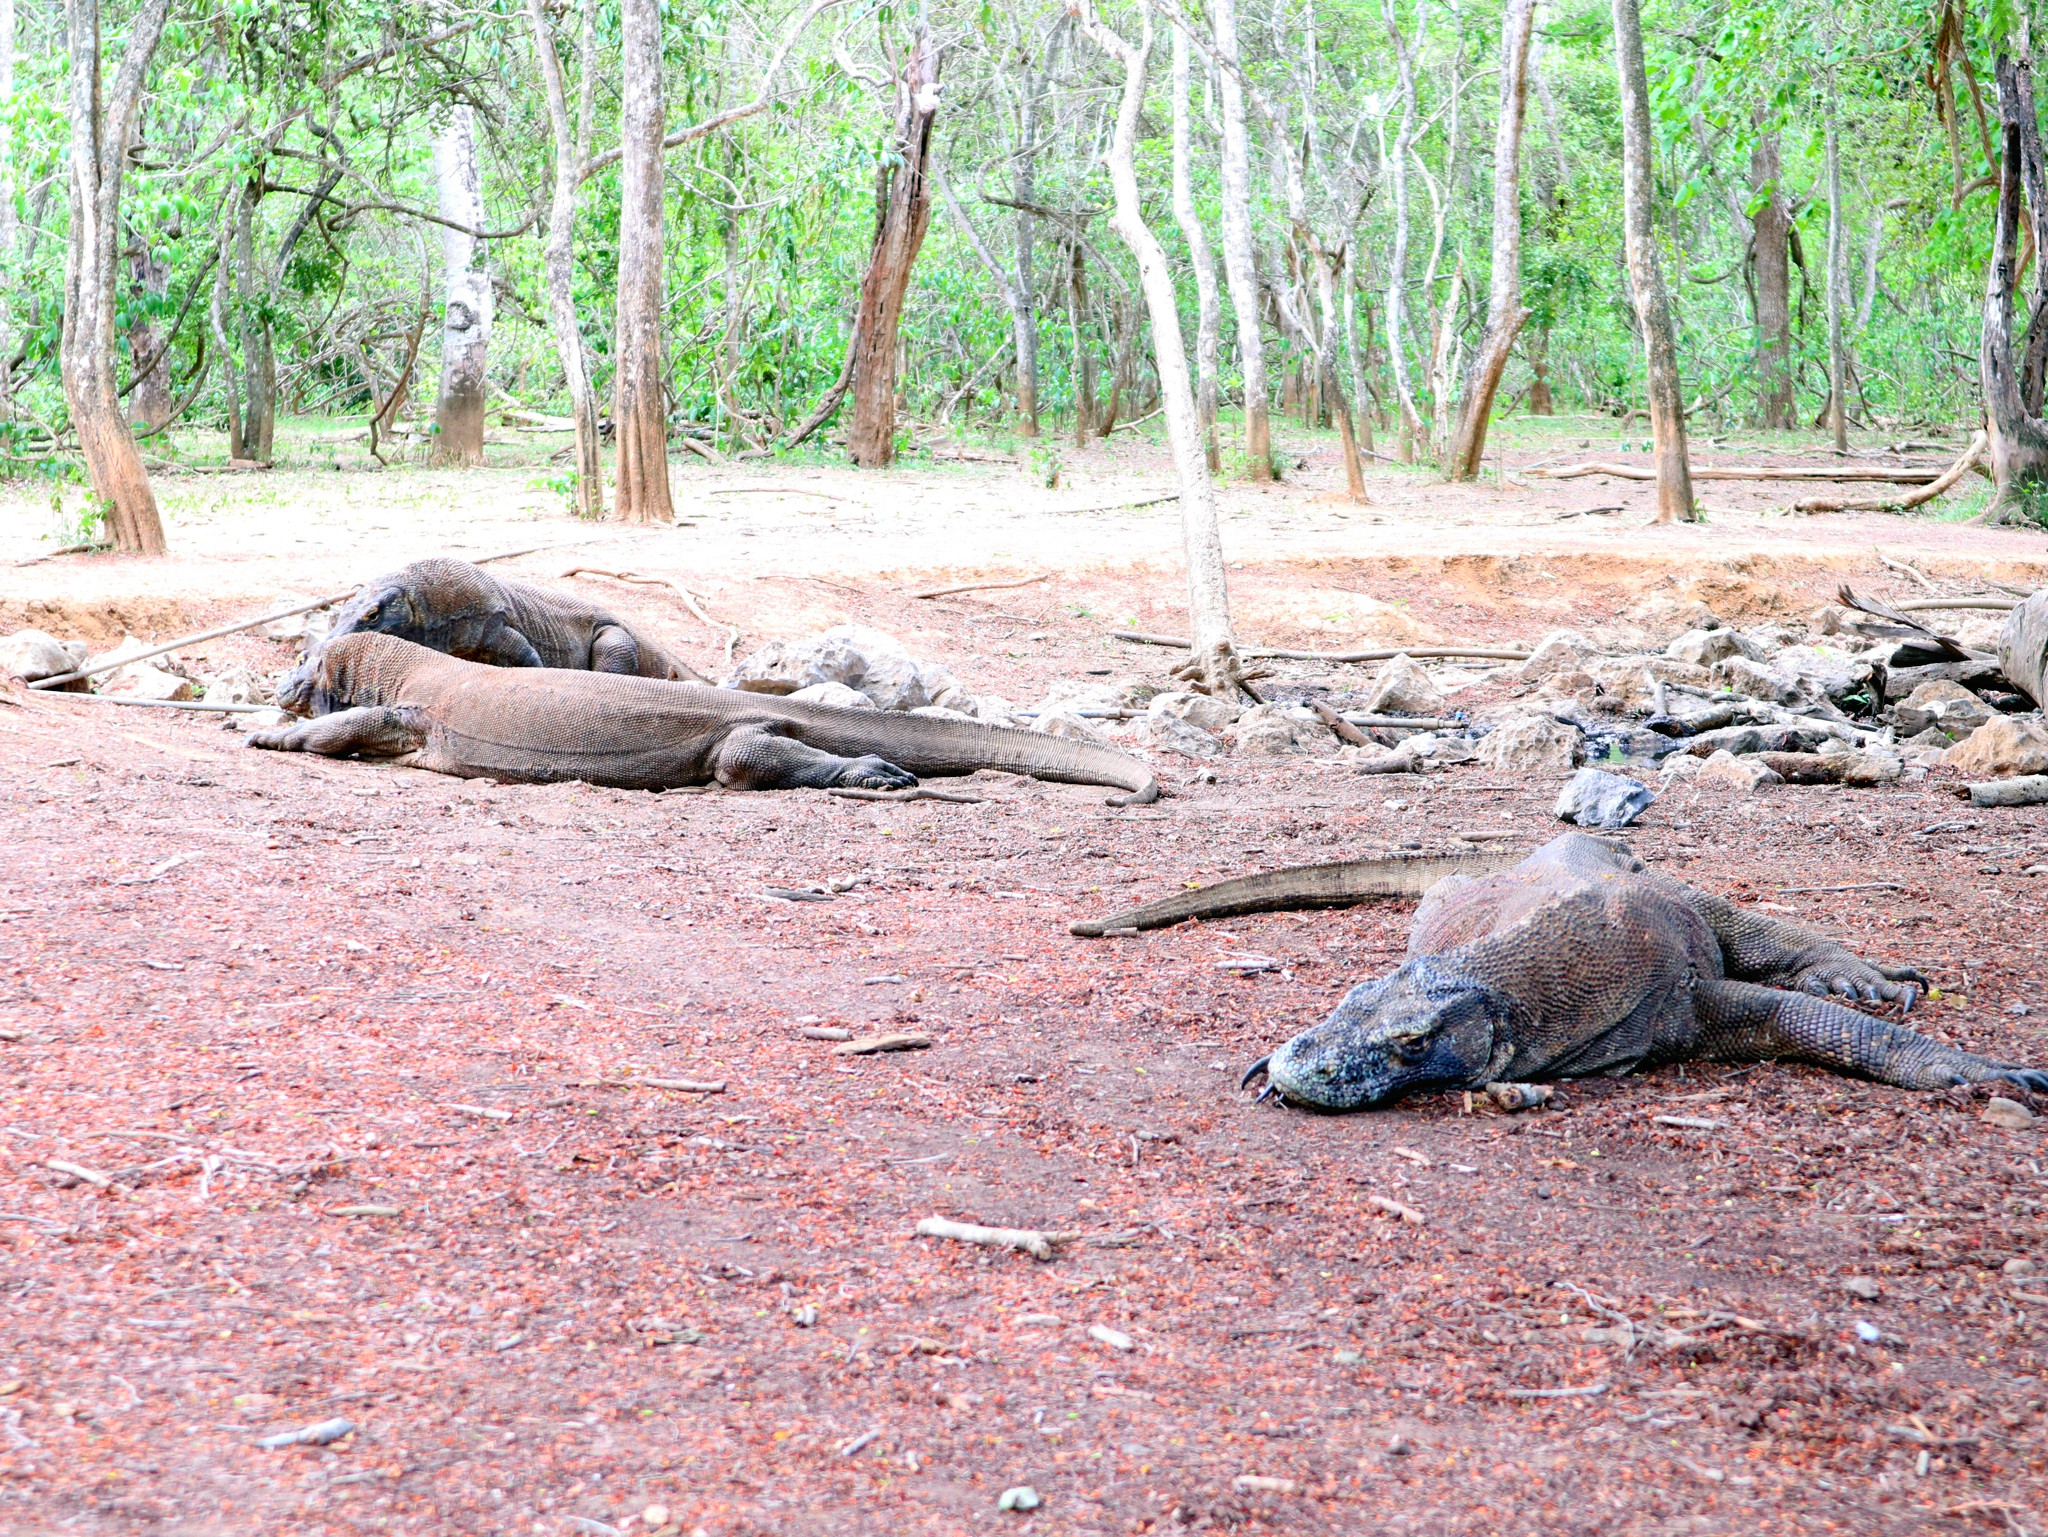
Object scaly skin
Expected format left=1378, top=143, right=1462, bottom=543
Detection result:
left=277, top=559, right=704, bottom=711
left=249, top=633, right=1161, bottom=803
left=1247, top=832, right=2046, bottom=1109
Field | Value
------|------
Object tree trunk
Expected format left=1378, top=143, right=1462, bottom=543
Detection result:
left=126, top=231, right=172, bottom=430
left=1749, top=131, right=1794, bottom=429
left=209, top=219, right=242, bottom=460
left=1213, top=0, right=1271, bottom=479
left=1075, top=0, right=1244, bottom=698
left=612, top=0, right=673, bottom=522
left=433, top=104, right=491, bottom=467
left=1447, top=0, right=1535, bottom=480
left=1610, top=0, right=1694, bottom=521
left=1381, top=0, right=1427, bottom=457
left=1067, top=242, right=1096, bottom=446
left=1822, top=109, right=1849, bottom=453
left=1171, top=24, right=1222, bottom=471
left=845, top=23, right=941, bottom=468
left=232, top=182, right=276, bottom=463
left=526, top=0, right=603, bottom=517
left=1010, top=17, right=1067, bottom=437
left=1341, top=242, right=1375, bottom=449
left=62, top=0, right=169, bottom=555
left=1526, top=328, right=1554, bottom=413
left=0, top=0, right=13, bottom=420
left=1980, top=48, right=2048, bottom=521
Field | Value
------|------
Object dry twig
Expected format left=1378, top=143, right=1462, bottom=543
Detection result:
left=915, top=1216, right=1077, bottom=1261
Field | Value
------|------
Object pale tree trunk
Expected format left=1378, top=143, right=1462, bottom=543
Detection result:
left=934, top=159, right=1038, bottom=434
left=62, top=0, right=170, bottom=555
left=1979, top=46, right=2048, bottom=521
left=1171, top=23, right=1222, bottom=470
left=126, top=230, right=172, bottom=429
left=1447, top=0, right=1535, bottom=480
left=1381, top=0, right=1426, bottom=458
left=1066, top=242, right=1095, bottom=445
left=1610, top=0, right=1694, bottom=521
left=845, top=23, right=941, bottom=467
left=1213, top=0, right=1271, bottom=479
left=1009, top=16, right=1066, bottom=436
left=1822, top=105, right=1848, bottom=453
left=612, top=0, right=673, bottom=522
left=433, top=104, right=491, bottom=466
left=526, top=0, right=603, bottom=517
left=1341, top=241, right=1375, bottom=449
left=209, top=219, right=242, bottom=460
left=232, top=183, right=275, bottom=462
left=1075, top=0, right=1245, bottom=698
left=1750, top=129, right=1794, bottom=429
left=1427, top=262, right=1461, bottom=461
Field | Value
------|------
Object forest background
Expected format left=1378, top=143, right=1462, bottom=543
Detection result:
left=0, top=0, right=2027, bottom=558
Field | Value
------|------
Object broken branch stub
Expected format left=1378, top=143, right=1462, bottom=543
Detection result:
left=915, top=1215, right=1076, bottom=1261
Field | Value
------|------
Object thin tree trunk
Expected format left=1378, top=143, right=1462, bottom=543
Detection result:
left=1171, top=23, right=1221, bottom=470
left=1427, top=262, right=1461, bottom=461
left=61, top=0, right=170, bottom=554
left=1823, top=106, right=1848, bottom=453
left=1447, top=0, right=1535, bottom=479
left=433, top=104, right=491, bottom=466
left=934, top=160, right=1039, bottom=437
left=846, top=22, right=942, bottom=467
left=1341, top=241, right=1375, bottom=447
left=1610, top=0, right=1694, bottom=521
left=526, top=0, right=603, bottom=517
left=1009, top=16, right=1067, bottom=437
left=127, top=229, right=172, bottom=430
left=1213, top=0, right=1271, bottom=478
left=209, top=220, right=242, bottom=460
left=233, top=182, right=276, bottom=463
left=1381, top=0, right=1426, bottom=458
left=1067, top=242, right=1095, bottom=446
left=1074, top=0, right=1244, bottom=698
left=1980, top=46, right=2048, bottom=520
left=1750, top=129, right=1795, bottom=429
left=612, top=0, right=673, bottom=521
left=0, top=0, right=13, bottom=420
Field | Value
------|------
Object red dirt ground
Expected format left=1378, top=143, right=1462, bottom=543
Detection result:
left=5, top=479, right=2048, bottom=1535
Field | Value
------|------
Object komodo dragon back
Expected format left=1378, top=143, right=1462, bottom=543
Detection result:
left=276, top=634, right=1159, bottom=803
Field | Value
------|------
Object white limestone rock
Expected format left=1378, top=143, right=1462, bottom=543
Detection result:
left=786, top=681, right=877, bottom=710
left=1518, top=631, right=1597, bottom=683
left=1944, top=716, right=2048, bottom=778
left=726, top=624, right=960, bottom=711
left=1362, top=654, right=1447, bottom=716
left=0, top=628, right=77, bottom=682
left=1695, top=749, right=1782, bottom=791
left=1475, top=714, right=1583, bottom=773
left=1147, top=689, right=1240, bottom=733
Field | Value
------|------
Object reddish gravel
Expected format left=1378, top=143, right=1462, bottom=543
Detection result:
left=3, top=563, right=2048, bottom=1537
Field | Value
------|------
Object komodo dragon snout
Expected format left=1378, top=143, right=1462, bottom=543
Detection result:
left=1243, top=831, right=2048, bottom=1111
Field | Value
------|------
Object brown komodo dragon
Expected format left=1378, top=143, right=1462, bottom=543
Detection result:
left=278, top=558, right=704, bottom=712
left=249, top=633, right=1161, bottom=802
left=1240, top=832, right=2045, bottom=1108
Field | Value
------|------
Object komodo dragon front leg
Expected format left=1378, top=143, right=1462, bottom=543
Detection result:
left=1694, top=979, right=2048, bottom=1092
left=247, top=707, right=428, bottom=761
left=588, top=625, right=641, bottom=675
left=712, top=724, right=917, bottom=792
left=1654, top=875, right=1928, bottom=1007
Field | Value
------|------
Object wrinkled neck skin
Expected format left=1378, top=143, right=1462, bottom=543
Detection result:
left=278, top=636, right=405, bottom=718
left=1264, top=957, right=1519, bottom=1112
left=278, top=580, right=431, bottom=715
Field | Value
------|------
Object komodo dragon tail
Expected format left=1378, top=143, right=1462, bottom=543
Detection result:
left=773, top=703, right=1160, bottom=806
left=1067, top=850, right=1521, bottom=936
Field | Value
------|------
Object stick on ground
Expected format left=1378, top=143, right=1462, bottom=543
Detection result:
left=1110, top=631, right=1530, bottom=664
left=915, top=1216, right=1076, bottom=1261
left=911, top=573, right=1050, bottom=600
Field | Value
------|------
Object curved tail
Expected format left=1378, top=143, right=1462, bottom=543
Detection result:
left=1068, top=851, right=1519, bottom=936
left=771, top=702, right=1159, bottom=805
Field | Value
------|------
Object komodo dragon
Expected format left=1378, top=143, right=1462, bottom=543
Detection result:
left=278, top=558, right=704, bottom=711
left=1242, top=832, right=2046, bottom=1108
left=249, top=632, right=1161, bottom=803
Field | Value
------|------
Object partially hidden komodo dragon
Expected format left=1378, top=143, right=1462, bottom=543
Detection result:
left=1235, top=832, right=2045, bottom=1108
left=278, top=558, right=705, bottom=711
left=250, top=632, right=1161, bottom=803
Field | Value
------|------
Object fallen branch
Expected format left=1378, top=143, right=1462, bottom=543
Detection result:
left=1533, top=461, right=1943, bottom=484
left=915, top=1215, right=1076, bottom=1261
left=1104, top=404, right=1164, bottom=435
left=1312, top=700, right=1371, bottom=746
left=828, top=787, right=984, bottom=804
left=1894, top=596, right=2018, bottom=611
left=1502, top=1383, right=1609, bottom=1399
left=1367, top=1194, right=1427, bottom=1225
left=1110, top=631, right=1530, bottom=664
left=40, top=696, right=276, bottom=714
left=912, top=573, right=1050, bottom=600
left=835, top=1032, right=933, bottom=1056
left=45, top=1159, right=114, bottom=1188
left=12, top=541, right=110, bottom=568
left=561, top=565, right=740, bottom=658
left=704, top=485, right=847, bottom=501
left=1796, top=437, right=1989, bottom=513
left=1052, top=492, right=1179, bottom=515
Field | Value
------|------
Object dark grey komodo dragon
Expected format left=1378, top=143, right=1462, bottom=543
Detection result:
left=278, top=558, right=704, bottom=711
left=1244, top=832, right=2046, bottom=1108
left=250, top=633, right=1161, bottom=802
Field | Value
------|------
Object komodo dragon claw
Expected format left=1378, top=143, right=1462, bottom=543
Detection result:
left=1240, top=1055, right=1272, bottom=1092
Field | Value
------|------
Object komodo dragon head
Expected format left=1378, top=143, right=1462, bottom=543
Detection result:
left=1245, top=959, right=1518, bottom=1111
left=277, top=575, right=435, bottom=713
left=274, top=633, right=412, bottom=718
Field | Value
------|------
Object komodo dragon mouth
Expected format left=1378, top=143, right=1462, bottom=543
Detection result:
left=1232, top=832, right=2048, bottom=1112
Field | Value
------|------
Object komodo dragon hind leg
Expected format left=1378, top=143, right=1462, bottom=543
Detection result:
left=713, top=724, right=917, bottom=793
left=245, top=707, right=427, bottom=761
left=588, top=625, right=639, bottom=675
left=1694, top=979, right=2048, bottom=1093
left=473, top=625, right=546, bottom=669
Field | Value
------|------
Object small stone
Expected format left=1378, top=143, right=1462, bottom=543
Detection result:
left=1666, top=628, right=1765, bottom=668
left=1842, top=1276, right=1881, bottom=1301
left=1984, top=1097, right=2036, bottom=1131
left=1659, top=752, right=1704, bottom=783
left=1712, top=655, right=1803, bottom=706
left=1834, top=749, right=1904, bottom=786
left=1695, top=749, right=1782, bottom=792
left=1031, top=710, right=1112, bottom=746
left=726, top=624, right=958, bottom=710
left=1148, top=689, right=1239, bottom=734
left=1554, top=767, right=1656, bottom=831
left=1362, top=654, right=1447, bottom=716
left=1945, top=716, right=2048, bottom=779
left=1475, top=714, right=1583, bottom=774
left=1016, top=1312, right=1061, bottom=1327
left=1134, top=708, right=1223, bottom=760
left=1486, top=1081, right=1553, bottom=1113
left=1089, top=1324, right=1134, bottom=1351
left=1332, top=1349, right=1363, bottom=1365
left=1225, top=704, right=1301, bottom=756
left=1854, top=1320, right=1882, bottom=1344
left=2005, top=1257, right=2037, bottom=1277
left=785, top=680, right=876, bottom=710
left=642, top=1506, right=670, bottom=1529
left=1384, top=1434, right=1414, bottom=1456
left=1518, top=631, right=1596, bottom=683
left=997, top=1486, right=1041, bottom=1512
left=1232, top=1475, right=1301, bottom=1495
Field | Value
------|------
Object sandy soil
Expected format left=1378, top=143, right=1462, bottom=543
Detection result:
left=3, top=420, right=2048, bottom=1536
